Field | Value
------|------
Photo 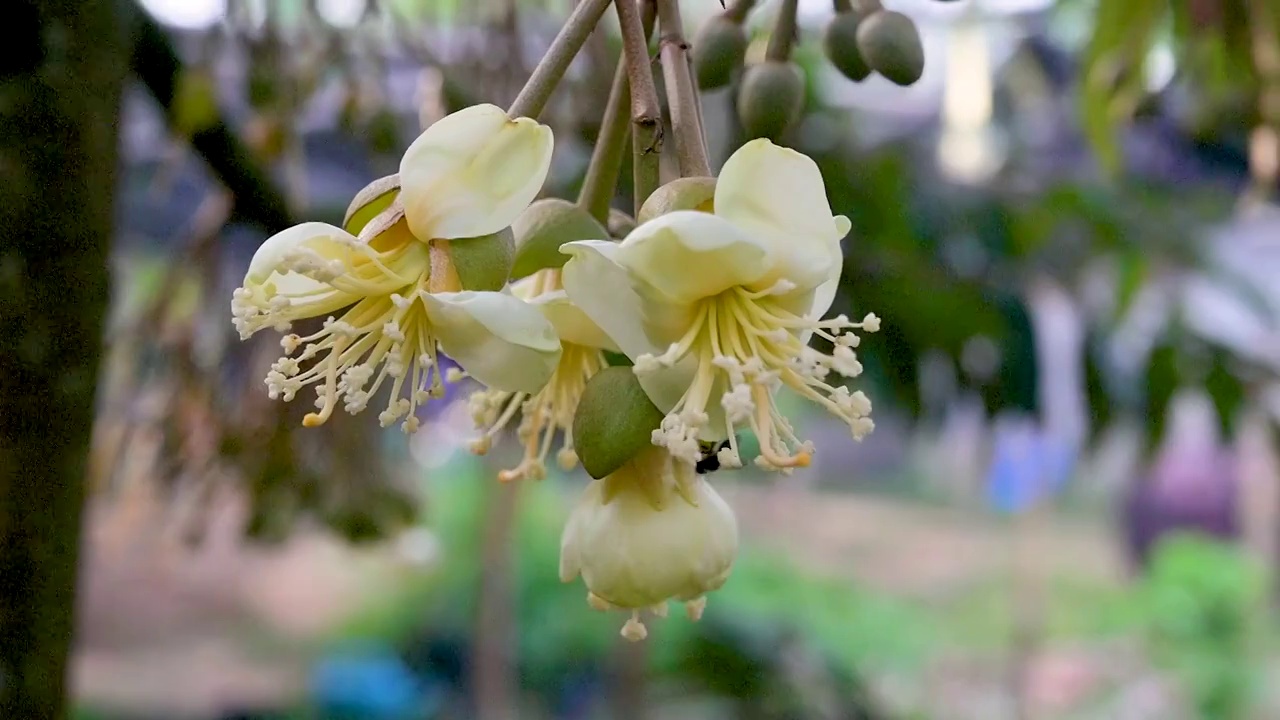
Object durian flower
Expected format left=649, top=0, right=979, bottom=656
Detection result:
left=559, top=444, right=739, bottom=641
left=560, top=139, right=878, bottom=470
left=230, top=104, right=560, bottom=432
left=468, top=267, right=617, bottom=481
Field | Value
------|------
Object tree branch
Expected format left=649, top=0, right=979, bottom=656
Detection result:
left=655, top=0, right=711, bottom=177
left=618, top=0, right=664, bottom=213
left=508, top=0, right=614, bottom=120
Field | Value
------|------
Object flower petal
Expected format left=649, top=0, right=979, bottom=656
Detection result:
left=528, top=290, right=620, bottom=352
left=246, top=222, right=355, bottom=299
left=714, top=139, right=843, bottom=292
left=400, top=104, right=554, bottom=241
left=421, top=290, right=561, bottom=393
left=613, top=211, right=773, bottom=304
left=560, top=240, right=697, bottom=413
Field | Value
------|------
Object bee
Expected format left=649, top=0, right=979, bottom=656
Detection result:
left=695, top=439, right=734, bottom=475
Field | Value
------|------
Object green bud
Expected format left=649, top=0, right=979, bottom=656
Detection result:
left=344, top=174, right=401, bottom=235
left=637, top=176, right=717, bottom=224
left=510, top=198, right=610, bottom=280
left=693, top=14, right=749, bottom=91
left=573, top=366, right=665, bottom=479
left=736, top=61, right=805, bottom=141
left=823, top=12, right=873, bottom=82
left=447, top=227, right=515, bottom=292
left=856, top=10, right=925, bottom=87
left=607, top=208, right=637, bottom=239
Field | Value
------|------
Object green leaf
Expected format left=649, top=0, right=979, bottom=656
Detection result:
left=572, top=366, right=664, bottom=479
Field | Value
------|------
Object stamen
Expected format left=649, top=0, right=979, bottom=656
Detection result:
left=640, top=285, right=880, bottom=467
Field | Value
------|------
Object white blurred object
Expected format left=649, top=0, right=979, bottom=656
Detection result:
left=139, top=0, right=226, bottom=29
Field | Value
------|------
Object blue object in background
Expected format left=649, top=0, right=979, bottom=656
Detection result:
left=310, top=645, right=443, bottom=720
left=985, top=419, right=1077, bottom=515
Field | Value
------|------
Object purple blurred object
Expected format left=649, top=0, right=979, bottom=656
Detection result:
left=1121, top=428, right=1239, bottom=573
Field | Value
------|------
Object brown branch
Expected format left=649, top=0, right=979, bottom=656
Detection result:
left=655, top=0, right=711, bottom=177
left=617, top=0, right=664, bottom=212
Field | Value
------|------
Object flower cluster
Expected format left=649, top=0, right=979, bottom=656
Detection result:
left=230, top=107, right=877, bottom=641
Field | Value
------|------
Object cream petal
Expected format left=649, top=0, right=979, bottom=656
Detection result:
left=421, top=290, right=561, bottom=393
left=400, top=104, right=554, bottom=241
left=528, top=291, right=620, bottom=352
left=560, top=240, right=669, bottom=359
left=245, top=222, right=357, bottom=300
left=714, top=139, right=843, bottom=292
left=613, top=211, right=773, bottom=304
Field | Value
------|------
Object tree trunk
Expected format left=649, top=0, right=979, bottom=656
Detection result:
left=0, top=1, right=129, bottom=717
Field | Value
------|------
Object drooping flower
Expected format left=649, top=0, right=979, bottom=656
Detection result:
left=468, top=267, right=617, bottom=481
left=560, top=139, right=878, bottom=471
left=231, top=104, right=560, bottom=432
left=559, top=444, right=739, bottom=641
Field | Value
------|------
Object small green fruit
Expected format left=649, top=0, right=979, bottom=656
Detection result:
left=823, top=12, right=873, bottom=82
left=510, top=198, right=609, bottom=280
left=637, top=176, right=717, bottom=224
left=573, top=366, right=665, bottom=479
left=737, top=61, right=806, bottom=141
left=447, top=227, right=515, bottom=292
left=693, top=15, right=750, bottom=91
left=607, top=208, right=637, bottom=239
left=856, top=10, right=925, bottom=87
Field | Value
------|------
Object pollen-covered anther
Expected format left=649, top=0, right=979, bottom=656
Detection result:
left=621, top=612, right=648, bottom=642
left=470, top=340, right=605, bottom=482
left=685, top=596, right=708, bottom=621
left=633, top=287, right=883, bottom=468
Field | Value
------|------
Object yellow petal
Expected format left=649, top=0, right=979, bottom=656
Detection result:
left=245, top=222, right=356, bottom=298
left=528, top=290, right=620, bottom=352
left=613, top=211, right=773, bottom=304
left=400, top=104, right=554, bottom=241
left=714, top=139, right=843, bottom=292
left=560, top=240, right=697, bottom=413
left=421, top=290, right=561, bottom=393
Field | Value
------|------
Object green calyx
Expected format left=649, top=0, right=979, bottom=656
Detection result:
left=637, top=176, right=717, bottom=224
left=573, top=366, right=665, bottom=479
left=856, top=10, right=925, bottom=86
left=737, top=61, right=806, bottom=141
left=446, top=227, right=516, bottom=292
left=344, top=174, right=401, bottom=235
left=510, top=198, right=610, bottom=280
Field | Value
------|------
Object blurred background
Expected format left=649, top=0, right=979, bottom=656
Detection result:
left=17, top=0, right=1280, bottom=718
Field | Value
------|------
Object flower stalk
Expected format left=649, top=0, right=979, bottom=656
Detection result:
left=767, top=0, right=800, bottom=62
left=617, top=0, right=664, bottom=213
left=656, top=0, right=712, bottom=177
left=508, top=0, right=615, bottom=120
left=578, top=0, right=659, bottom=225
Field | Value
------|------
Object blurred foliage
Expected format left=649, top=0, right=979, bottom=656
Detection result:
left=1140, top=533, right=1266, bottom=719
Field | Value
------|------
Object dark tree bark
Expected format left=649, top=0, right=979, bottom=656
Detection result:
left=0, top=1, right=129, bottom=717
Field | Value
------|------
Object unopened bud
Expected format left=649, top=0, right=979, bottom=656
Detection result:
left=607, top=209, right=637, bottom=239
left=736, top=61, right=806, bottom=141
left=856, top=10, right=925, bottom=87
left=511, top=198, right=610, bottom=280
left=693, top=14, right=749, bottom=91
left=823, top=11, right=873, bottom=82
left=637, top=176, right=717, bottom=224
left=447, top=227, right=516, bottom=292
